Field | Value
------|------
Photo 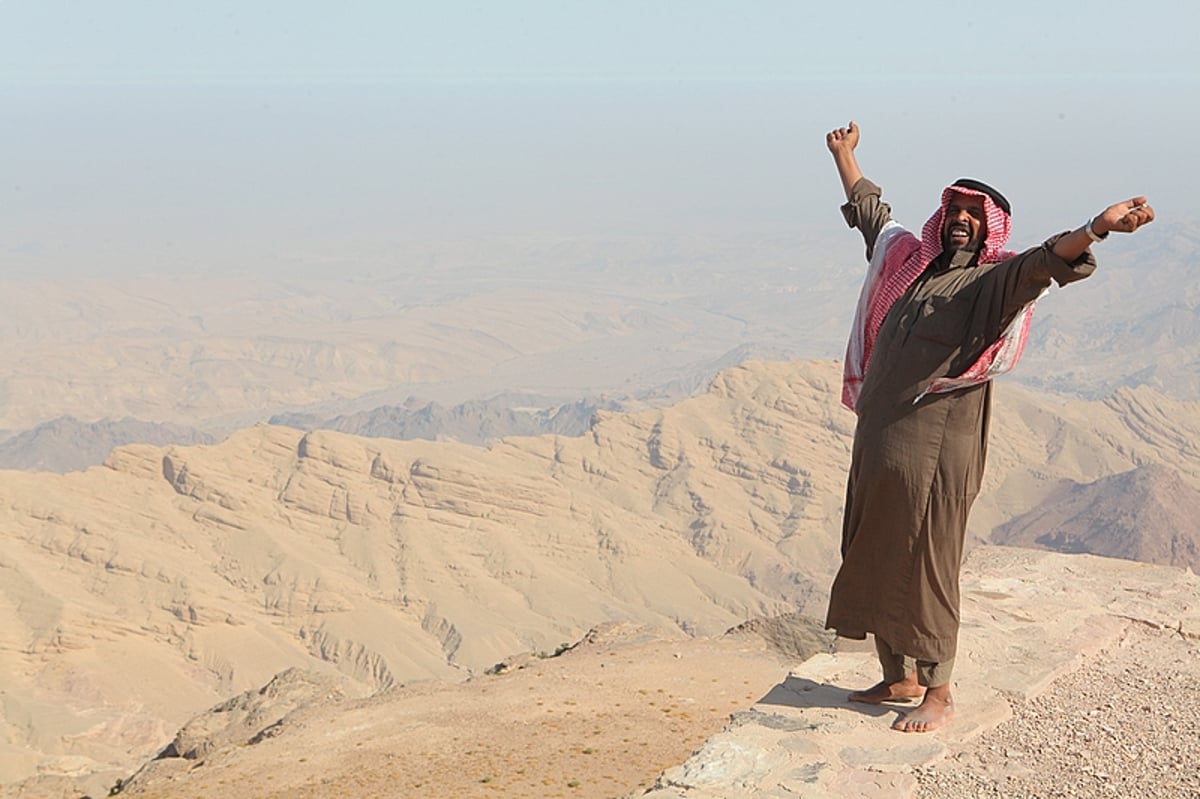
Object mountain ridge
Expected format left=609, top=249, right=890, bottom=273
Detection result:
left=3, top=358, right=1200, bottom=792
left=993, top=462, right=1200, bottom=570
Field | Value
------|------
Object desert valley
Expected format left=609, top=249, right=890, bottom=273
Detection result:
left=1, top=109, right=1198, bottom=796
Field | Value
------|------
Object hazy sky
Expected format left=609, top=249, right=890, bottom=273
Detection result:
left=3, top=1, right=1193, bottom=86
left=2, top=1, right=1196, bottom=277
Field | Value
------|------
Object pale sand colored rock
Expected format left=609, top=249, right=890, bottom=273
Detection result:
left=114, top=626, right=804, bottom=799
left=0, top=361, right=851, bottom=789
left=641, top=547, right=1200, bottom=799
left=994, top=462, right=1200, bottom=572
left=915, top=623, right=1200, bottom=799
left=3, top=360, right=1200, bottom=792
left=18, top=548, right=1196, bottom=799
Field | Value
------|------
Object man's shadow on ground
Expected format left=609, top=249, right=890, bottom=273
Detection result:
left=755, top=675, right=909, bottom=722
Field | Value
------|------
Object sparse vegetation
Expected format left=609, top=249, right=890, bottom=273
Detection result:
left=535, top=642, right=575, bottom=659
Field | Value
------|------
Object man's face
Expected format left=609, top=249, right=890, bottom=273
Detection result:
left=942, top=192, right=986, bottom=253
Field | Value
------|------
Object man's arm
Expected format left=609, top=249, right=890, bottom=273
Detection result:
left=827, top=121, right=864, bottom=201
left=1051, top=197, right=1155, bottom=261
left=827, top=121, right=892, bottom=259
left=992, top=196, right=1156, bottom=323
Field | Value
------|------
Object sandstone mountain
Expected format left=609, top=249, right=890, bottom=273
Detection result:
left=16, top=551, right=1200, bottom=799
left=3, top=359, right=1200, bottom=795
left=0, top=360, right=850, bottom=792
left=992, top=462, right=1200, bottom=571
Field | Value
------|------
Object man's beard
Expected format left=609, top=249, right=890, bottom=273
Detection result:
left=943, top=223, right=978, bottom=253
left=942, top=237, right=978, bottom=254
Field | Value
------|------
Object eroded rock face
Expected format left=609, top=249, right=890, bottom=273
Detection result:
left=3, top=360, right=1200, bottom=791
left=40, top=550, right=1200, bottom=799
left=993, top=463, right=1200, bottom=571
left=151, top=668, right=349, bottom=763
left=725, top=613, right=836, bottom=662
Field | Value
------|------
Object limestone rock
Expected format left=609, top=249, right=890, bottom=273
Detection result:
left=4, top=360, right=1200, bottom=790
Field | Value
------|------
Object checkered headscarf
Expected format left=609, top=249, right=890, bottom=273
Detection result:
left=842, top=181, right=1035, bottom=411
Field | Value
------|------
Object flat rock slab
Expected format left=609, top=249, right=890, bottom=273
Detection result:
left=641, top=546, right=1200, bottom=798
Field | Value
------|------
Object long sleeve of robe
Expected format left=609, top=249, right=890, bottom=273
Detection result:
left=825, top=178, right=1097, bottom=663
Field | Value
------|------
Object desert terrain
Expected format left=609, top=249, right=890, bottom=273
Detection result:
left=6, top=13, right=1198, bottom=797
left=1, top=198, right=1197, bottom=799
left=2, top=358, right=1200, bottom=798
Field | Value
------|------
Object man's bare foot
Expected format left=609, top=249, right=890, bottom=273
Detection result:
left=848, top=674, right=925, bottom=705
left=892, top=684, right=954, bottom=732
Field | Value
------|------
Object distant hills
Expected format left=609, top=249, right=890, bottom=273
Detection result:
left=0, top=222, right=1195, bottom=475
left=0, top=416, right=215, bottom=472
left=268, top=395, right=621, bottom=446
left=993, top=463, right=1200, bottom=571
left=1015, top=220, right=1200, bottom=399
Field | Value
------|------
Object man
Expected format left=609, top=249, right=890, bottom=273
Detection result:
left=823, top=120, right=1154, bottom=733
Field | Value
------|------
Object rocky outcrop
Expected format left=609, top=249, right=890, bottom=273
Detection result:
left=152, top=668, right=348, bottom=762
left=725, top=613, right=836, bottom=662
left=641, top=548, right=1200, bottom=799
left=4, top=360, right=1200, bottom=791
left=30, top=548, right=1200, bottom=799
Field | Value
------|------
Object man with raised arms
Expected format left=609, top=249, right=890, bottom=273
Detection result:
left=823, top=120, right=1154, bottom=732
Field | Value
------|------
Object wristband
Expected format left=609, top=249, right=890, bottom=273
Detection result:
left=1084, top=217, right=1108, bottom=243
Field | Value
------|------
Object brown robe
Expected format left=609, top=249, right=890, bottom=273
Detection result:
left=825, top=178, right=1096, bottom=663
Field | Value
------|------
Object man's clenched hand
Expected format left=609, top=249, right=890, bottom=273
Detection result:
left=1093, top=196, right=1155, bottom=236
left=827, top=121, right=860, bottom=157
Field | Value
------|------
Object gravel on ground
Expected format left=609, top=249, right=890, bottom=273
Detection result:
left=916, top=623, right=1200, bottom=799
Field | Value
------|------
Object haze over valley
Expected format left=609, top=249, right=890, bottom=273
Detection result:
left=4, top=4, right=1199, bottom=794
left=2, top=218, right=1197, bottom=473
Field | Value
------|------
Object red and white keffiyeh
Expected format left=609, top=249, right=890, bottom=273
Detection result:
left=841, top=184, right=1040, bottom=412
